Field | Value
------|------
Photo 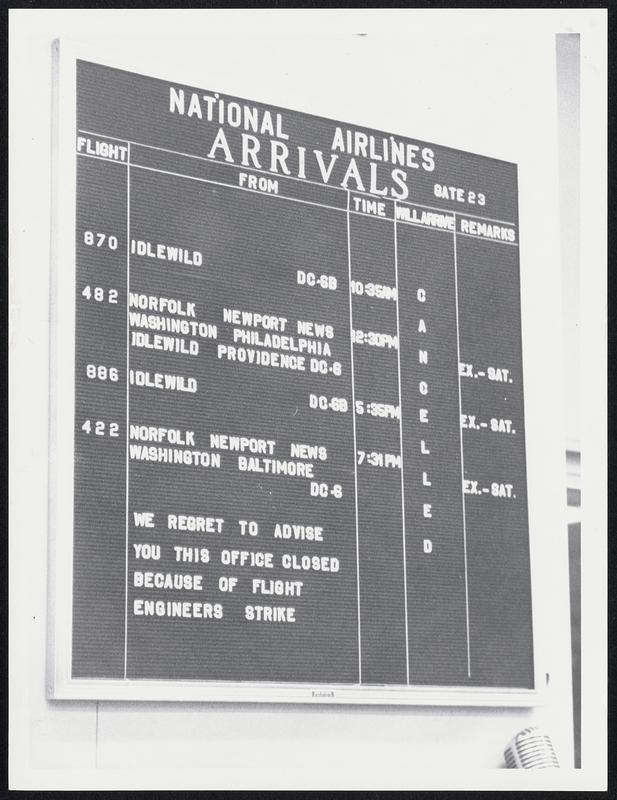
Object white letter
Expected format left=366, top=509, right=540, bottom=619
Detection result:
left=208, top=128, right=234, bottom=163
left=169, top=87, right=185, bottom=115
left=241, top=134, right=262, bottom=169
left=341, top=158, right=365, bottom=192
left=270, top=140, right=291, bottom=175
left=331, top=127, right=345, bottom=152
left=314, top=151, right=339, bottom=183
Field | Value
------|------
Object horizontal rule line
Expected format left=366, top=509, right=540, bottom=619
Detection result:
left=76, top=153, right=345, bottom=214
left=76, top=128, right=518, bottom=226
left=76, top=127, right=349, bottom=197
left=76, top=154, right=518, bottom=243
left=455, top=231, right=519, bottom=247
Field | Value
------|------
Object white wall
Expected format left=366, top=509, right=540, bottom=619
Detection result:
left=556, top=33, right=582, bottom=453
left=9, top=9, right=606, bottom=790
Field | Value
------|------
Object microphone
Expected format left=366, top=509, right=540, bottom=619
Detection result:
left=504, top=726, right=560, bottom=768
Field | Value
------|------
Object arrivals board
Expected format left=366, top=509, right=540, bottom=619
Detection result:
left=50, top=56, right=536, bottom=702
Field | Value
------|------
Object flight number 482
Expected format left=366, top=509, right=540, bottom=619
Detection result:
left=82, top=285, right=118, bottom=303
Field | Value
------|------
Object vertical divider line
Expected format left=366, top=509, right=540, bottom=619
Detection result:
left=392, top=207, right=411, bottom=684
left=346, top=192, right=362, bottom=684
left=453, top=220, right=472, bottom=678
left=94, top=700, right=99, bottom=767
left=123, top=143, right=131, bottom=679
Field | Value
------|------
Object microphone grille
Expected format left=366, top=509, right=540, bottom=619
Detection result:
left=504, top=726, right=560, bottom=769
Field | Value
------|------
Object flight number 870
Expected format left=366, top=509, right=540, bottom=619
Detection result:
left=83, top=230, right=118, bottom=249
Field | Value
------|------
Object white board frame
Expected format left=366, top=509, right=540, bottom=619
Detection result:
left=47, top=38, right=555, bottom=706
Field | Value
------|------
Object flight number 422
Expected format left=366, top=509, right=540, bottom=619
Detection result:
left=81, top=420, right=119, bottom=437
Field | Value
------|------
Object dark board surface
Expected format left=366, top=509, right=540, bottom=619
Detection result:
left=71, top=59, right=534, bottom=690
